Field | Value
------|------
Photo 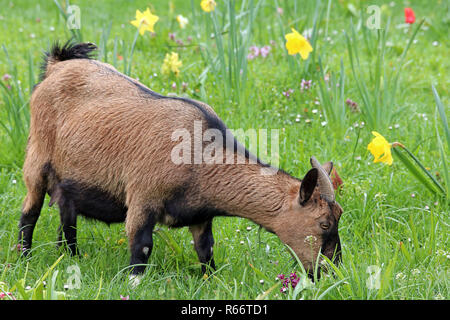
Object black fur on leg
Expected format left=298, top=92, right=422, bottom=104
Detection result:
left=18, top=203, right=44, bottom=256
left=129, top=214, right=156, bottom=276
left=189, top=220, right=216, bottom=275
left=18, top=191, right=46, bottom=256
left=56, top=195, right=79, bottom=256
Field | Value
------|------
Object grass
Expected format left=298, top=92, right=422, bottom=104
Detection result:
left=0, top=0, right=448, bottom=300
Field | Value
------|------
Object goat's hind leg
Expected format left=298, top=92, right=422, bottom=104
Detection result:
left=53, top=186, right=79, bottom=256
left=18, top=163, right=49, bottom=256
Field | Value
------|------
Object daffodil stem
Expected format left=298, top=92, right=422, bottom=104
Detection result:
left=392, top=145, right=445, bottom=196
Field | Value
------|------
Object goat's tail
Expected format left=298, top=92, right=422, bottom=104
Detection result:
left=39, top=40, right=97, bottom=81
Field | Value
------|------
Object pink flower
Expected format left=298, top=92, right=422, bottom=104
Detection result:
left=277, top=272, right=300, bottom=293
left=247, top=45, right=272, bottom=60
left=247, top=45, right=260, bottom=60
left=0, top=292, right=15, bottom=300
left=282, top=89, right=294, bottom=98
left=120, top=295, right=129, bottom=300
left=2, top=73, right=11, bottom=81
left=300, top=79, right=312, bottom=91
left=260, top=45, right=271, bottom=58
left=345, top=98, right=359, bottom=112
left=169, top=33, right=176, bottom=41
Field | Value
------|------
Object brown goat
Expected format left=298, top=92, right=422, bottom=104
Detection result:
left=18, top=42, right=343, bottom=281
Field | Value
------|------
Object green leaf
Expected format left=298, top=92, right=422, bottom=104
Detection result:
left=346, top=4, right=358, bottom=17
left=392, top=147, right=443, bottom=195
left=155, top=229, right=183, bottom=256
left=248, top=262, right=270, bottom=282
left=432, top=85, right=449, bottom=150
left=13, top=279, right=30, bottom=300
left=255, top=282, right=280, bottom=300
left=32, top=282, right=44, bottom=300
left=399, top=242, right=411, bottom=263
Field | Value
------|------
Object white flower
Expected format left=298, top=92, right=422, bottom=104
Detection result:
left=302, top=28, right=313, bottom=40
left=395, top=272, right=406, bottom=280
left=436, top=249, right=449, bottom=258
left=411, top=269, right=420, bottom=276
left=304, top=235, right=317, bottom=244
left=176, top=14, right=189, bottom=29
left=434, top=293, right=444, bottom=300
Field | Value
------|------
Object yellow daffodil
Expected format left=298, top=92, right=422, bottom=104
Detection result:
left=201, top=0, right=216, bottom=12
left=161, top=52, right=182, bottom=76
left=285, top=28, right=313, bottom=60
left=176, top=14, right=189, bottom=29
left=130, top=8, right=159, bottom=35
left=367, top=131, right=393, bottom=165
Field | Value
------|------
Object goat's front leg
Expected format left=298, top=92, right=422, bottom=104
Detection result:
left=190, top=219, right=216, bottom=275
left=126, top=205, right=156, bottom=285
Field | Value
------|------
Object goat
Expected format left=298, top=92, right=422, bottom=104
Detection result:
left=18, top=41, right=343, bottom=282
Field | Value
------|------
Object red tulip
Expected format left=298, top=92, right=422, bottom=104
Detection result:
left=404, top=7, right=415, bottom=24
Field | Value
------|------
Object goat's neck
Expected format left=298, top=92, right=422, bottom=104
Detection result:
left=202, top=164, right=300, bottom=232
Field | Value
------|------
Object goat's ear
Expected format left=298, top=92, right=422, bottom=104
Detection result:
left=321, top=161, right=333, bottom=175
left=299, top=168, right=318, bottom=206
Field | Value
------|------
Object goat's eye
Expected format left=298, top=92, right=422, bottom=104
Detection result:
left=320, top=222, right=330, bottom=230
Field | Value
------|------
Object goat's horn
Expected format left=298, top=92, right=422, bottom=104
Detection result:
left=310, top=156, right=335, bottom=202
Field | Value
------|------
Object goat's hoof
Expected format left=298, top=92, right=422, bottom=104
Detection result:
left=129, top=274, right=142, bottom=288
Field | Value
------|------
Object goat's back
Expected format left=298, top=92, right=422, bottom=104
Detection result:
left=30, top=57, right=216, bottom=204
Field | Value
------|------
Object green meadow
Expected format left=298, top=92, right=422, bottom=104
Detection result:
left=0, top=0, right=448, bottom=300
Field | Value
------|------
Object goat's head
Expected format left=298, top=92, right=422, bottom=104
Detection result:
left=274, top=156, right=343, bottom=277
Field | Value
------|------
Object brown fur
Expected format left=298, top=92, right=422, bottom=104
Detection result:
left=20, top=43, right=342, bottom=275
